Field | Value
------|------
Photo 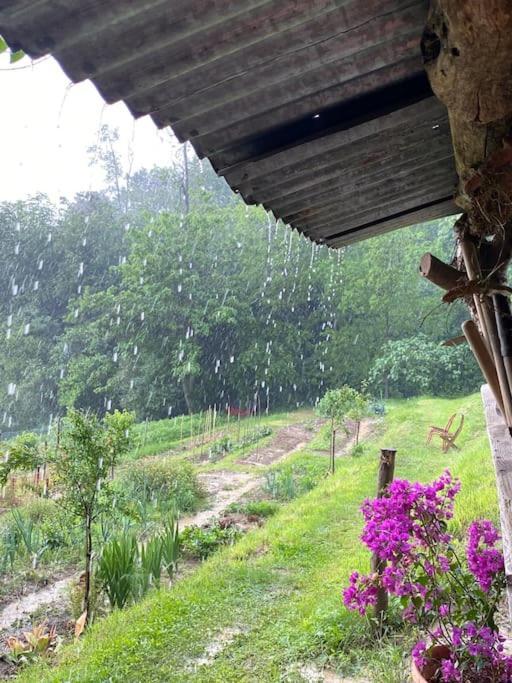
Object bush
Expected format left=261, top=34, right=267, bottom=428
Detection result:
left=119, top=459, right=204, bottom=514
left=350, top=443, right=366, bottom=458
left=243, top=500, right=280, bottom=518
left=180, top=523, right=241, bottom=560
left=369, top=334, right=481, bottom=398
left=225, top=500, right=280, bottom=518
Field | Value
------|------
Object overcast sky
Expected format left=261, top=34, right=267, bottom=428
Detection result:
left=0, top=52, right=181, bottom=202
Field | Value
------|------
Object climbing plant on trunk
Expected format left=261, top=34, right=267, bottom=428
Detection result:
left=49, top=408, right=134, bottom=624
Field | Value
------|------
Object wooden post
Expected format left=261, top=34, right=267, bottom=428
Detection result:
left=481, top=384, right=512, bottom=619
left=371, top=448, right=397, bottom=622
left=330, top=425, right=336, bottom=475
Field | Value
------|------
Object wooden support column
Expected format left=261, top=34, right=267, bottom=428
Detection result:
left=371, top=448, right=396, bottom=624
left=481, top=385, right=512, bottom=616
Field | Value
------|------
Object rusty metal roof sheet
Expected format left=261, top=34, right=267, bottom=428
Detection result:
left=0, top=0, right=458, bottom=246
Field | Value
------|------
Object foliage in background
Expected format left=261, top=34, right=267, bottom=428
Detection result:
left=369, top=334, right=481, bottom=398
left=0, top=128, right=475, bottom=432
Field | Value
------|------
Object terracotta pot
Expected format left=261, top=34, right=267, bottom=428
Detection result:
left=411, top=645, right=451, bottom=682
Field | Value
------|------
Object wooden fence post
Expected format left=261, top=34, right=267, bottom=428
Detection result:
left=371, top=447, right=397, bottom=623
left=481, top=384, right=512, bottom=619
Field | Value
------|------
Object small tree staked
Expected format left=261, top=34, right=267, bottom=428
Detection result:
left=50, top=409, right=134, bottom=623
left=317, top=386, right=369, bottom=473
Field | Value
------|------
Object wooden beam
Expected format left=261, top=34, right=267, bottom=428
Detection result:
left=481, top=384, right=512, bottom=617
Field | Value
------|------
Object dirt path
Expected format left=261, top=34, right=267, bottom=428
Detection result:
left=180, top=471, right=260, bottom=528
left=0, top=576, right=73, bottom=633
left=240, top=421, right=320, bottom=465
left=309, top=418, right=378, bottom=459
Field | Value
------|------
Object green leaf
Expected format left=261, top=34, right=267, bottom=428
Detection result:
left=10, top=49, right=25, bottom=64
left=0, top=36, right=7, bottom=54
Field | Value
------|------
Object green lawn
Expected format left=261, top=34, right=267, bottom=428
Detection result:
left=19, top=393, right=497, bottom=683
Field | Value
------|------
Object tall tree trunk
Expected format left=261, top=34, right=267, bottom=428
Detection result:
left=84, top=510, right=93, bottom=624
left=330, top=417, right=336, bottom=474
left=182, top=375, right=194, bottom=415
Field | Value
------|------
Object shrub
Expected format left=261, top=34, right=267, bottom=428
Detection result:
left=242, top=500, right=280, bottom=518
left=180, top=523, right=241, bottom=560
left=0, top=432, right=43, bottom=487
left=97, top=517, right=179, bottom=610
left=263, top=461, right=324, bottom=501
left=350, top=443, right=366, bottom=458
left=119, top=459, right=204, bottom=514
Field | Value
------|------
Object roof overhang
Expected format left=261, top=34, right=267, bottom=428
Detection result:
left=0, top=0, right=458, bottom=246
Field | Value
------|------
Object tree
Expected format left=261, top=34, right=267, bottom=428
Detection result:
left=49, top=409, right=134, bottom=623
left=368, top=335, right=481, bottom=398
left=0, top=432, right=42, bottom=487
left=317, top=386, right=368, bottom=473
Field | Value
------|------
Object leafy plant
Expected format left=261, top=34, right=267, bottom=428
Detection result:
left=226, top=500, right=280, bottom=518
left=5, top=621, right=60, bottom=665
left=49, top=409, right=134, bottom=623
left=350, top=443, right=366, bottom=458
left=139, top=536, right=164, bottom=594
left=161, top=516, right=180, bottom=579
left=263, top=469, right=297, bottom=501
left=10, top=508, right=49, bottom=569
left=0, top=432, right=42, bottom=487
left=97, top=518, right=180, bottom=610
left=97, top=532, right=138, bottom=610
left=180, top=523, right=241, bottom=560
left=263, top=462, right=323, bottom=501
left=120, top=459, right=204, bottom=514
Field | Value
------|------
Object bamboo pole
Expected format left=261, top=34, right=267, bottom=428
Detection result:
left=460, top=239, right=512, bottom=426
left=493, top=294, right=512, bottom=402
left=419, top=253, right=466, bottom=291
left=462, top=320, right=505, bottom=416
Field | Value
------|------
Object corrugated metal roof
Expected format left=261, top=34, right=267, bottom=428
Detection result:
left=0, top=0, right=458, bottom=246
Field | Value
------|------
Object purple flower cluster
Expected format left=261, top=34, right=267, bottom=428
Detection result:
left=467, top=519, right=504, bottom=592
left=343, top=470, right=461, bottom=613
left=360, top=470, right=459, bottom=565
left=430, top=624, right=512, bottom=682
left=342, top=571, right=378, bottom=615
left=342, top=471, right=512, bottom=682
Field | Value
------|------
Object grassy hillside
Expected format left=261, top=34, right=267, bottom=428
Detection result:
left=19, top=393, right=497, bottom=683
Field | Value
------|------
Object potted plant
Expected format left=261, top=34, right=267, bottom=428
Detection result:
left=342, top=470, right=512, bottom=682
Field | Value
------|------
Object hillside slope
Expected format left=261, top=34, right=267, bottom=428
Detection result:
left=19, top=393, right=497, bottom=683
